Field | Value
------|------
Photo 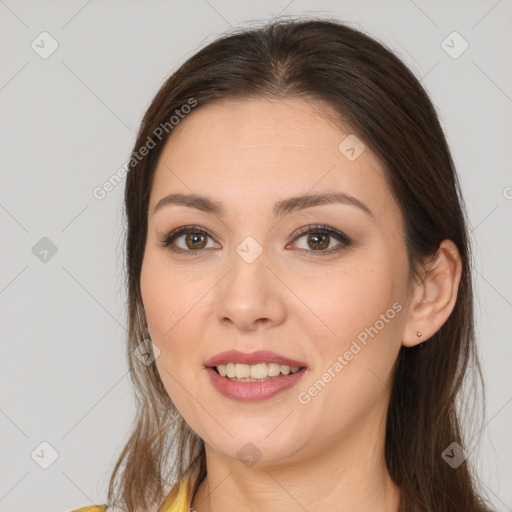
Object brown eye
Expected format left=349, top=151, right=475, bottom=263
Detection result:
left=159, top=226, right=219, bottom=254
left=184, top=233, right=207, bottom=250
left=306, top=233, right=330, bottom=251
left=291, top=225, right=352, bottom=255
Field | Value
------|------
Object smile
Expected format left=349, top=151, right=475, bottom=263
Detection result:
left=214, top=362, right=302, bottom=381
left=206, top=365, right=307, bottom=401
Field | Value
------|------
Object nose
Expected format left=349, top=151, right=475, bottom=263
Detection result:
left=215, top=249, right=286, bottom=332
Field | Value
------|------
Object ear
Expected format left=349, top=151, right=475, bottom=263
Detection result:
left=402, top=240, right=462, bottom=347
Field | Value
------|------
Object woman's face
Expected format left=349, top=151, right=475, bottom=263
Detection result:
left=140, top=97, right=414, bottom=465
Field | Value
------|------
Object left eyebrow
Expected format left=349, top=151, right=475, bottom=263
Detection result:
left=273, top=192, right=374, bottom=218
left=153, top=192, right=374, bottom=218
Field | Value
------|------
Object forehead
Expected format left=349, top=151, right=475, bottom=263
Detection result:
left=150, top=97, right=397, bottom=222
left=160, top=96, right=358, bottom=166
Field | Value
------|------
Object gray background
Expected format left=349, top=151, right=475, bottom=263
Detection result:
left=1, top=0, right=511, bottom=510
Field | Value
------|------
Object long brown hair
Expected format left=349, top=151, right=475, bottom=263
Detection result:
left=108, top=16, right=493, bottom=512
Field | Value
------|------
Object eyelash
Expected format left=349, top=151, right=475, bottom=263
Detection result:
left=158, top=224, right=352, bottom=257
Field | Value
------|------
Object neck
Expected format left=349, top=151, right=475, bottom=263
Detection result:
left=190, top=409, right=400, bottom=512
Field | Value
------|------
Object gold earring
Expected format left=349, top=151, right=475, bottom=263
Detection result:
left=416, top=331, right=423, bottom=338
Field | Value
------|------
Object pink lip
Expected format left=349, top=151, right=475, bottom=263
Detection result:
left=206, top=366, right=308, bottom=402
left=204, top=350, right=308, bottom=369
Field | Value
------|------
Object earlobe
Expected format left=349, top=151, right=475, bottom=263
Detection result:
left=402, top=240, right=462, bottom=347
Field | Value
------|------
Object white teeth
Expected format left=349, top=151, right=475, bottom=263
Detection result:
left=236, top=363, right=251, bottom=378
left=215, top=362, right=302, bottom=380
left=267, top=363, right=281, bottom=377
left=226, top=363, right=236, bottom=378
left=250, top=363, right=267, bottom=379
left=280, top=365, right=291, bottom=375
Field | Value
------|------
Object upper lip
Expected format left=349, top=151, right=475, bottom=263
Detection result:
left=205, top=350, right=308, bottom=369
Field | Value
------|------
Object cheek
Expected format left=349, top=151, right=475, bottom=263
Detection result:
left=295, top=262, right=397, bottom=344
left=294, top=253, right=405, bottom=397
left=140, top=252, right=212, bottom=401
left=293, top=293, right=403, bottom=440
left=140, top=250, right=203, bottom=341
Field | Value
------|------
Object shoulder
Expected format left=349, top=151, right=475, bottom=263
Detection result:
left=71, top=506, right=107, bottom=512
left=69, top=473, right=191, bottom=512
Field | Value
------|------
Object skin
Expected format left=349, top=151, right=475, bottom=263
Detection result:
left=140, top=96, right=462, bottom=512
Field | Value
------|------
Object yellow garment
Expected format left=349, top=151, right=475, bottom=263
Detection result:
left=71, top=508, right=106, bottom=512
left=71, top=476, right=190, bottom=512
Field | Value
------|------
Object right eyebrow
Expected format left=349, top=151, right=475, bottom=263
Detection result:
left=153, top=193, right=224, bottom=216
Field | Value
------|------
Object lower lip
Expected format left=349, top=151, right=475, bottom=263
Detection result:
left=206, top=367, right=307, bottom=402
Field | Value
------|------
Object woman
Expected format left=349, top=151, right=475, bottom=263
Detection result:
left=73, top=17, right=494, bottom=512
